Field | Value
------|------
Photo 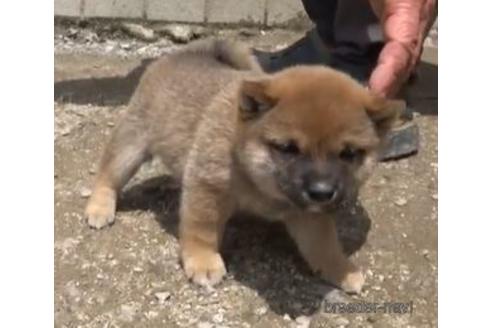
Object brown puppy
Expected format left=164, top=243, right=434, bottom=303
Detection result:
left=85, top=39, right=402, bottom=294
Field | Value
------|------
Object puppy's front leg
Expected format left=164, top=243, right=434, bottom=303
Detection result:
left=179, top=181, right=233, bottom=287
left=285, top=216, right=364, bottom=294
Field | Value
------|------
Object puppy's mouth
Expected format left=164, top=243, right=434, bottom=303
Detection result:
left=305, top=204, right=327, bottom=213
left=285, top=193, right=345, bottom=214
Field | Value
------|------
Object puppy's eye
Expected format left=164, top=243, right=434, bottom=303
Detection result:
left=339, top=146, right=365, bottom=162
left=269, top=140, right=300, bottom=155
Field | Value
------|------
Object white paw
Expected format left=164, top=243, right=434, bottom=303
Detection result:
left=182, top=252, right=227, bottom=287
left=340, top=269, right=365, bottom=294
left=85, top=195, right=116, bottom=229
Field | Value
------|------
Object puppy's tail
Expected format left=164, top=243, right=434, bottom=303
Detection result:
left=185, top=38, right=263, bottom=72
left=213, top=39, right=263, bottom=72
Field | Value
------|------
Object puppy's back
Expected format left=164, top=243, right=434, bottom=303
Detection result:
left=127, top=39, right=260, bottom=177
left=132, top=39, right=258, bottom=117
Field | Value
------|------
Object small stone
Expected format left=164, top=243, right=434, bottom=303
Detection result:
left=64, top=281, right=81, bottom=299
left=120, top=43, right=131, bottom=50
left=145, top=310, right=158, bottom=319
left=283, top=314, right=292, bottom=321
left=154, top=291, right=171, bottom=303
left=107, top=121, right=115, bottom=127
left=105, top=44, right=115, bottom=53
left=197, top=322, right=213, bottom=328
left=119, top=303, right=138, bottom=322
left=377, top=274, right=385, bottom=282
left=255, top=306, right=268, bottom=316
left=133, top=266, right=144, bottom=273
left=394, top=197, right=407, bottom=206
left=400, top=264, right=410, bottom=275
left=157, top=24, right=193, bottom=43
left=121, top=23, right=157, bottom=42
left=431, top=193, right=438, bottom=200
left=212, top=313, right=223, bottom=323
left=55, top=237, right=80, bottom=254
left=96, top=273, right=104, bottom=279
left=75, top=312, right=89, bottom=321
left=67, top=28, right=79, bottom=38
left=60, top=127, right=71, bottom=136
left=80, top=187, right=92, bottom=198
left=137, top=46, right=150, bottom=55
left=239, top=28, right=256, bottom=37
left=322, top=291, right=351, bottom=308
left=295, top=315, right=311, bottom=328
left=190, top=26, right=208, bottom=38
left=83, top=31, right=98, bottom=43
left=334, top=317, right=350, bottom=327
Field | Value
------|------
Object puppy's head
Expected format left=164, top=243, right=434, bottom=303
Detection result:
left=234, top=66, right=403, bottom=212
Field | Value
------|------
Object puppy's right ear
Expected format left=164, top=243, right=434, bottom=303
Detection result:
left=365, top=95, right=406, bottom=136
left=238, top=78, right=276, bottom=120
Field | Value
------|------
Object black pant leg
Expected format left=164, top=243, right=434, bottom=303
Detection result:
left=301, top=0, right=338, bottom=43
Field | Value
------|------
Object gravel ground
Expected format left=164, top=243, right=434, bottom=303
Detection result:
left=54, top=22, right=437, bottom=328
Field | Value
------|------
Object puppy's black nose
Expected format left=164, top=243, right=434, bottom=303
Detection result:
left=305, top=181, right=337, bottom=203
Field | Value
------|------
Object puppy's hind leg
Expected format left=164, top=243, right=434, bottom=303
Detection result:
left=86, top=117, right=149, bottom=229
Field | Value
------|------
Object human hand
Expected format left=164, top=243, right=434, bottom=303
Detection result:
left=368, top=0, right=437, bottom=97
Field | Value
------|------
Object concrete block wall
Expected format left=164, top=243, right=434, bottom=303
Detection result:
left=54, top=0, right=82, bottom=17
left=83, top=0, right=144, bottom=18
left=54, top=0, right=307, bottom=27
left=206, top=0, right=265, bottom=24
left=147, top=0, right=205, bottom=23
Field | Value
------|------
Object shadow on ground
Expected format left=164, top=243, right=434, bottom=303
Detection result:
left=54, top=58, right=437, bottom=117
left=118, top=176, right=371, bottom=318
left=54, top=58, right=155, bottom=106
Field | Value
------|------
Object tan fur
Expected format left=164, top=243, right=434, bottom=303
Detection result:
left=85, top=39, right=400, bottom=294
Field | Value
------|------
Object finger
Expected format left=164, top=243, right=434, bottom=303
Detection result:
left=369, top=41, right=412, bottom=97
left=369, top=0, right=437, bottom=96
left=384, top=0, right=422, bottom=46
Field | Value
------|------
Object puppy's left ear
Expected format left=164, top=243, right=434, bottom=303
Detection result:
left=365, top=95, right=406, bottom=136
left=238, top=77, right=277, bottom=120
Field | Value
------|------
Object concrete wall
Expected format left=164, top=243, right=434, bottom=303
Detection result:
left=55, top=0, right=307, bottom=26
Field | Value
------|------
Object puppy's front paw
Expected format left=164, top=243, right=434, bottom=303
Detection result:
left=182, top=251, right=226, bottom=287
left=320, top=262, right=365, bottom=294
left=85, top=193, right=116, bottom=229
left=339, top=269, right=365, bottom=294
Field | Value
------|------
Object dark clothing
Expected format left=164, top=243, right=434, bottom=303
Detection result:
left=301, top=0, right=383, bottom=47
left=301, top=0, right=384, bottom=80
